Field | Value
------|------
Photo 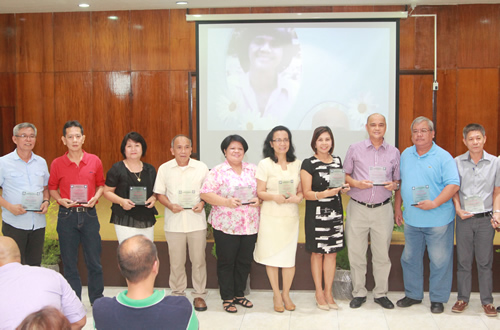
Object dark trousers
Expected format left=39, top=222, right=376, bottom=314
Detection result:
left=213, top=228, right=257, bottom=301
left=456, top=215, right=495, bottom=305
left=2, top=221, right=45, bottom=266
left=57, top=207, right=104, bottom=304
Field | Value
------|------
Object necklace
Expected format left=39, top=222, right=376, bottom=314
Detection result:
left=132, top=171, right=142, bottom=182
left=124, top=160, right=143, bottom=182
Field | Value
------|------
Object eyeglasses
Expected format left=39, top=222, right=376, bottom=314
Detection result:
left=15, top=134, right=36, bottom=139
left=412, top=129, right=431, bottom=134
left=272, top=138, right=289, bottom=143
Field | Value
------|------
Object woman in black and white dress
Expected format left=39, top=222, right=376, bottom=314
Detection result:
left=301, top=126, right=349, bottom=311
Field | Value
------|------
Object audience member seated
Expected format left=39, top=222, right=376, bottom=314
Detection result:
left=0, top=236, right=86, bottom=330
left=92, top=235, right=199, bottom=330
left=16, top=307, right=71, bottom=330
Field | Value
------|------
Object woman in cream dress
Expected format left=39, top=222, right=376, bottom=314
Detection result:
left=254, top=125, right=303, bottom=312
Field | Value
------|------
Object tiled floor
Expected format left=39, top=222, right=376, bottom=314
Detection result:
left=82, top=287, right=500, bottom=330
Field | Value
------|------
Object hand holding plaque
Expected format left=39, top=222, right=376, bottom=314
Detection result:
left=463, top=195, right=485, bottom=214
left=129, top=186, right=147, bottom=205
left=279, top=180, right=294, bottom=198
left=329, top=169, right=345, bottom=188
left=233, top=185, right=254, bottom=205
left=412, top=185, right=430, bottom=205
left=369, top=166, right=387, bottom=186
left=178, top=190, right=197, bottom=209
left=21, top=191, right=43, bottom=212
left=70, top=184, right=88, bottom=203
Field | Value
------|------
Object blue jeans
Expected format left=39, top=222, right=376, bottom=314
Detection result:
left=57, top=207, right=104, bottom=304
left=401, top=221, right=454, bottom=303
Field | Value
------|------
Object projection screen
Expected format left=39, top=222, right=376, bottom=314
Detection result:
left=197, top=20, right=399, bottom=168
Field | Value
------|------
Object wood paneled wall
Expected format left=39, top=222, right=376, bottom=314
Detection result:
left=0, top=4, right=499, bottom=172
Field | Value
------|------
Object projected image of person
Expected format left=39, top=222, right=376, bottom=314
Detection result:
left=254, top=126, right=303, bottom=313
left=200, top=135, right=260, bottom=313
left=300, top=126, right=350, bottom=311
left=220, top=28, right=301, bottom=129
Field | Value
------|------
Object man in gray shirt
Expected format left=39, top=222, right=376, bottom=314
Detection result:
left=452, top=123, right=500, bottom=317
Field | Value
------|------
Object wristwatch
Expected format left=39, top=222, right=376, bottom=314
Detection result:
left=395, top=182, right=400, bottom=191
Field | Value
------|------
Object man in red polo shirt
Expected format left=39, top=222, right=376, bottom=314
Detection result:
left=48, top=120, right=105, bottom=305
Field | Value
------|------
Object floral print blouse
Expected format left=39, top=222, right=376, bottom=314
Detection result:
left=200, top=160, right=260, bottom=235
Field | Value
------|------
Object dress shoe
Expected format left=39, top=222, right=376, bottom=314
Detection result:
left=274, top=304, right=285, bottom=313
left=451, top=300, right=468, bottom=313
left=328, top=302, right=338, bottom=310
left=496, top=306, right=500, bottom=313
left=316, top=298, right=330, bottom=311
left=193, top=297, right=207, bottom=312
left=374, top=297, right=394, bottom=309
left=396, top=296, right=422, bottom=308
left=483, top=304, right=497, bottom=317
left=273, top=295, right=285, bottom=313
left=282, top=295, right=296, bottom=311
left=430, top=302, right=444, bottom=314
left=349, top=297, right=366, bottom=309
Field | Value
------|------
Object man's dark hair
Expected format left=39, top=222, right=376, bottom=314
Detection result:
left=117, top=235, right=158, bottom=283
left=462, top=123, right=485, bottom=139
left=120, top=132, right=147, bottom=158
left=310, top=126, right=335, bottom=154
left=62, top=120, right=84, bottom=136
left=262, top=125, right=296, bottom=163
left=235, top=28, right=297, bottom=73
left=220, top=134, right=248, bottom=155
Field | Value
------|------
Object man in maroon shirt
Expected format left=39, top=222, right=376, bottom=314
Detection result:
left=48, top=120, right=105, bottom=305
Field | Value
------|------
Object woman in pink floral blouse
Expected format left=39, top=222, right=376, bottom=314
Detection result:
left=200, top=135, right=260, bottom=313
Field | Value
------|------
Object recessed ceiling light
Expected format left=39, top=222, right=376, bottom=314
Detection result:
left=108, top=16, right=119, bottom=20
left=78, top=3, right=90, bottom=8
left=176, top=1, right=188, bottom=5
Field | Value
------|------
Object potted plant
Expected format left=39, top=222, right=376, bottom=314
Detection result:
left=333, top=244, right=353, bottom=300
left=41, top=201, right=61, bottom=271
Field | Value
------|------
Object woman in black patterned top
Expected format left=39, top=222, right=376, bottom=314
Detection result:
left=300, top=126, right=350, bottom=311
left=103, top=132, right=158, bottom=243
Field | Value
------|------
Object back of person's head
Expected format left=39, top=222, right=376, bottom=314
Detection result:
left=0, top=236, right=21, bottom=267
left=117, top=235, right=158, bottom=283
left=16, top=307, right=71, bottom=330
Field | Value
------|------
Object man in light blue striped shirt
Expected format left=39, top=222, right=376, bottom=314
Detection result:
left=0, top=122, right=50, bottom=266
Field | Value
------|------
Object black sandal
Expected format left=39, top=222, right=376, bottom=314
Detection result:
left=234, top=297, right=253, bottom=308
left=223, top=300, right=237, bottom=313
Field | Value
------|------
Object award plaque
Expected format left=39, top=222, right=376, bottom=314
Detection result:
left=329, top=169, right=345, bottom=188
left=70, top=184, right=88, bottom=203
left=279, top=180, right=294, bottom=198
left=178, top=190, right=197, bottom=209
left=412, top=185, right=431, bottom=204
left=369, top=166, right=387, bottom=186
left=21, top=191, right=43, bottom=211
left=233, top=185, right=253, bottom=205
left=129, top=186, right=147, bottom=205
left=463, top=195, right=485, bottom=214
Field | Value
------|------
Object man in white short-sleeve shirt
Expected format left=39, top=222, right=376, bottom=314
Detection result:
left=154, top=135, right=209, bottom=311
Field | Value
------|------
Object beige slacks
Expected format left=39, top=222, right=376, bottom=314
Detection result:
left=346, top=200, right=394, bottom=299
left=165, top=229, right=208, bottom=298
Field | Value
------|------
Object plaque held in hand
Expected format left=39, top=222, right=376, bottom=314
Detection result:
left=129, top=186, right=147, bottom=205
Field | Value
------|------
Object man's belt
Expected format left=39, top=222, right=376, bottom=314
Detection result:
left=471, top=211, right=492, bottom=218
left=70, top=206, right=92, bottom=213
left=352, top=198, right=391, bottom=209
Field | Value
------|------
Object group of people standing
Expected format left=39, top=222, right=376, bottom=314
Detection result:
left=0, top=114, right=499, bottom=324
